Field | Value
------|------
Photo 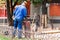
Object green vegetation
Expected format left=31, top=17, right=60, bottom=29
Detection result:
left=0, top=34, right=31, bottom=40
left=0, top=35, right=9, bottom=40
left=32, top=0, right=43, bottom=5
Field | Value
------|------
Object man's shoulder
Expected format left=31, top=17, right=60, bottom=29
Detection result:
left=15, top=5, right=26, bottom=9
left=21, top=5, right=26, bottom=8
left=15, top=5, right=20, bottom=8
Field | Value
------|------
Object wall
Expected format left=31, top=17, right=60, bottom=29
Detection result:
left=49, top=3, right=60, bottom=16
left=30, top=3, right=42, bottom=19
left=0, top=0, right=6, bottom=17
left=0, top=8, right=7, bottom=17
left=48, top=3, right=60, bottom=23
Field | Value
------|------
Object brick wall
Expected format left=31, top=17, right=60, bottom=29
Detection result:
left=49, top=3, right=60, bottom=16
left=0, top=8, right=7, bottom=17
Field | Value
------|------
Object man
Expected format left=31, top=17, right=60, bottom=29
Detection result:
left=12, top=1, right=27, bottom=39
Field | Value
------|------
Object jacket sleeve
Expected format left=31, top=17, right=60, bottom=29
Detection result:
left=13, top=7, right=18, bottom=16
left=22, top=7, right=27, bottom=17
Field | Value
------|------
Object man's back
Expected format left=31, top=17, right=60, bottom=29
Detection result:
left=13, top=5, right=27, bottom=20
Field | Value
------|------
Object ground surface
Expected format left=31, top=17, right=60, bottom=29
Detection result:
left=0, top=23, right=60, bottom=40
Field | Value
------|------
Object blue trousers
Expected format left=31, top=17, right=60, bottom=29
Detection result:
left=12, top=19, right=23, bottom=39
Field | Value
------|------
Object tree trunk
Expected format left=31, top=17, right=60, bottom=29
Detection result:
left=42, top=0, right=47, bottom=28
left=6, top=0, right=13, bottom=26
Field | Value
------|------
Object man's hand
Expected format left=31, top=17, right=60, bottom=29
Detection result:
left=24, top=16, right=27, bottom=21
left=12, top=16, right=15, bottom=20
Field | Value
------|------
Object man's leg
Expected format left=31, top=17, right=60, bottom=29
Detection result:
left=17, top=21, right=22, bottom=39
left=17, top=29, right=22, bottom=39
left=12, top=28, right=17, bottom=38
left=12, top=20, right=17, bottom=38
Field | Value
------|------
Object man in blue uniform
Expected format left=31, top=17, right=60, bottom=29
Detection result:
left=12, top=1, right=27, bottom=39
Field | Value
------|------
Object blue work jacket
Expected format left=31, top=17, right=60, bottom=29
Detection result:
left=13, top=5, right=27, bottom=20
